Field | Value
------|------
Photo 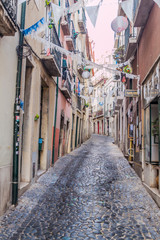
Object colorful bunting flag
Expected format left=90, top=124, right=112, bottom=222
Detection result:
left=153, top=0, right=160, bottom=7
left=121, top=0, right=133, bottom=22
left=89, top=87, right=93, bottom=95
left=51, top=3, right=64, bottom=25
left=23, top=18, right=45, bottom=36
left=85, top=5, right=100, bottom=27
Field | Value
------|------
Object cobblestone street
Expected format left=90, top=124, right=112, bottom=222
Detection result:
left=1, top=135, right=160, bottom=240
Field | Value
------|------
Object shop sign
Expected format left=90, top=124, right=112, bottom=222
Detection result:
left=125, top=90, right=139, bottom=97
left=150, top=89, right=159, bottom=97
left=143, top=63, right=160, bottom=107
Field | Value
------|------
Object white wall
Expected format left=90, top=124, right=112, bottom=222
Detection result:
left=0, top=32, right=19, bottom=215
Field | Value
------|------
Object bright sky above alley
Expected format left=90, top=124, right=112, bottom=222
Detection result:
left=86, top=0, right=118, bottom=60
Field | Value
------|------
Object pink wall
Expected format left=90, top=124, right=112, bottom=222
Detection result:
left=56, top=90, right=72, bottom=129
left=138, top=4, right=160, bottom=82
left=54, top=89, right=72, bottom=162
left=54, top=20, right=73, bottom=162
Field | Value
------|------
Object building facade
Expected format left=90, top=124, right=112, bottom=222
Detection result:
left=0, top=0, right=19, bottom=215
left=112, top=0, right=160, bottom=206
left=0, top=0, right=93, bottom=215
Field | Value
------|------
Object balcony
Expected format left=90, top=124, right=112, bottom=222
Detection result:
left=125, top=35, right=137, bottom=60
left=93, top=109, right=103, bottom=118
left=78, top=8, right=86, bottom=32
left=112, top=109, right=119, bottom=117
left=110, top=109, right=114, bottom=117
left=77, top=96, right=81, bottom=111
left=65, top=35, right=74, bottom=51
left=116, top=88, right=124, bottom=105
left=125, top=21, right=137, bottom=60
left=105, top=110, right=109, bottom=118
left=134, top=0, right=154, bottom=27
left=41, top=25, right=61, bottom=77
left=89, top=109, right=92, bottom=117
left=65, top=20, right=76, bottom=51
left=115, top=105, right=120, bottom=111
left=61, top=14, right=71, bottom=36
left=0, top=0, right=17, bottom=37
left=61, top=70, right=72, bottom=99
left=117, top=95, right=123, bottom=105
left=93, top=69, right=108, bottom=85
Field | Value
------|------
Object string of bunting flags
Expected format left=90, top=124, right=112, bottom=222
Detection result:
left=120, top=0, right=160, bottom=23
left=18, top=0, right=104, bottom=28
left=27, top=30, right=140, bottom=82
left=22, top=18, right=45, bottom=36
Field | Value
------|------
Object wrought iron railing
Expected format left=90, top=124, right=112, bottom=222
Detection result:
left=62, top=73, right=72, bottom=94
left=110, top=109, right=114, bottom=116
left=82, top=8, right=86, bottom=29
left=125, top=20, right=130, bottom=52
left=125, top=20, right=137, bottom=53
left=96, top=109, right=103, bottom=117
left=71, top=20, right=76, bottom=49
left=77, top=96, right=81, bottom=111
left=41, top=25, right=61, bottom=71
left=1, top=0, right=17, bottom=23
left=50, top=25, right=61, bottom=70
left=66, top=13, right=71, bottom=29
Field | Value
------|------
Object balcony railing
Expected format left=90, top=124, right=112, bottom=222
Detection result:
left=71, top=20, right=76, bottom=49
left=0, top=0, right=17, bottom=36
left=1, top=0, right=17, bottom=22
left=77, top=96, right=81, bottom=111
left=61, top=70, right=72, bottom=99
left=125, top=22, right=137, bottom=60
left=93, top=109, right=103, bottom=118
left=65, top=20, right=76, bottom=51
left=78, top=8, right=86, bottom=32
left=61, top=13, right=71, bottom=35
left=125, top=21, right=130, bottom=52
left=51, top=25, right=61, bottom=69
left=41, top=25, right=61, bottom=76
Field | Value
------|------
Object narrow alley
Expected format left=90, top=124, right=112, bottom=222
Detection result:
left=0, top=135, right=160, bottom=240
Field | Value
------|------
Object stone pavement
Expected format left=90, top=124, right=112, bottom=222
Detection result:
left=1, top=135, right=160, bottom=240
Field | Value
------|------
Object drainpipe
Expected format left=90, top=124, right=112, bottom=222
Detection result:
left=12, top=2, right=26, bottom=205
left=104, top=94, right=106, bottom=135
left=52, top=0, right=61, bottom=164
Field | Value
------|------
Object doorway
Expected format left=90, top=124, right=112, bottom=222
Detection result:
left=58, top=114, right=64, bottom=157
left=75, top=116, right=78, bottom=148
left=20, top=61, right=33, bottom=184
left=38, top=86, right=44, bottom=170
left=98, top=121, right=99, bottom=134
left=65, top=120, right=70, bottom=154
left=144, top=98, right=159, bottom=164
left=71, top=114, right=74, bottom=151
left=38, top=80, right=49, bottom=171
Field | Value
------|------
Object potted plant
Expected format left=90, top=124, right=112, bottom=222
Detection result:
left=85, top=103, right=89, bottom=107
left=34, top=114, right=39, bottom=121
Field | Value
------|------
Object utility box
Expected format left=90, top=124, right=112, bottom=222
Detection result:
left=39, top=138, right=44, bottom=151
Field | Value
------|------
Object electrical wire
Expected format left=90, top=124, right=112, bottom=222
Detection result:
left=16, top=44, right=32, bottom=59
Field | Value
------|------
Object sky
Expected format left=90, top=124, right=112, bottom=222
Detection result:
left=86, top=0, right=118, bottom=61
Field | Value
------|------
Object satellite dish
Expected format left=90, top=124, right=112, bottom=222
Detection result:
left=111, top=16, right=128, bottom=33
